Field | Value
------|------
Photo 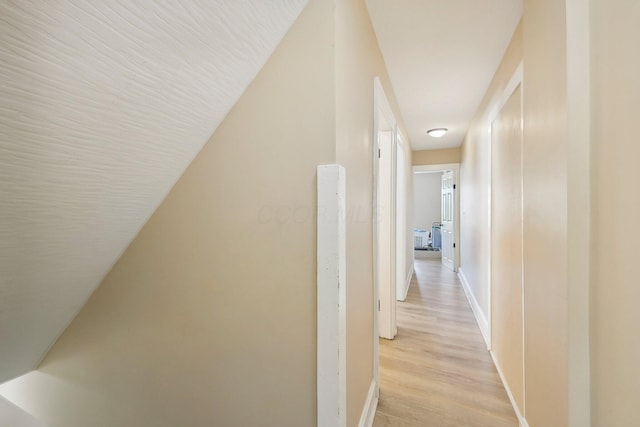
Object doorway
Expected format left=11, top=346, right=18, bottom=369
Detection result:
left=373, top=78, right=397, bottom=342
left=413, top=171, right=444, bottom=261
left=489, top=66, right=524, bottom=415
left=412, top=164, right=459, bottom=272
left=395, top=134, right=408, bottom=302
left=373, top=79, right=413, bottom=400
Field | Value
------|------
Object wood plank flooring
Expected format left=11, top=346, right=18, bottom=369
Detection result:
left=373, top=259, right=518, bottom=427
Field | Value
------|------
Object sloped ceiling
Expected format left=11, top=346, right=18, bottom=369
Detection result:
left=366, top=0, right=522, bottom=150
left=0, top=0, right=308, bottom=383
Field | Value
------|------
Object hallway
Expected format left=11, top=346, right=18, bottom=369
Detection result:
left=373, top=259, right=518, bottom=427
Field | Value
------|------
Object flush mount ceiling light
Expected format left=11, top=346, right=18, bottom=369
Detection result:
left=427, top=128, right=448, bottom=138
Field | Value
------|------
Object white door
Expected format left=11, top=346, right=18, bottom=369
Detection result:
left=377, top=130, right=396, bottom=339
left=395, top=135, right=407, bottom=301
left=490, top=83, right=524, bottom=410
left=441, top=171, right=454, bottom=271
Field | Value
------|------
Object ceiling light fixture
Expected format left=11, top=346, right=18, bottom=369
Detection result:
left=427, top=128, right=448, bottom=138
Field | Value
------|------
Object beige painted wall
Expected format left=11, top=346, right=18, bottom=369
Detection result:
left=334, top=0, right=411, bottom=424
left=0, top=1, right=336, bottom=426
left=461, top=9, right=576, bottom=425
left=522, top=0, right=570, bottom=424
left=590, top=0, right=640, bottom=425
left=460, top=23, right=522, bottom=320
left=413, top=173, right=441, bottom=231
left=413, top=147, right=460, bottom=166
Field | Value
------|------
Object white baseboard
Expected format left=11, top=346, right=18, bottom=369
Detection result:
left=490, top=350, right=529, bottom=427
left=358, top=380, right=378, bottom=427
left=397, top=264, right=414, bottom=302
left=404, top=263, right=414, bottom=300
left=457, top=268, right=491, bottom=350
left=457, top=268, right=528, bottom=427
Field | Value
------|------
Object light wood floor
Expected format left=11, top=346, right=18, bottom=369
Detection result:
left=373, top=259, right=518, bottom=427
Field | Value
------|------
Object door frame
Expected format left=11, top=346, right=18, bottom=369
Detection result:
left=487, top=62, right=523, bottom=355
left=395, top=132, right=409, bottom=301
left=485, top=64, right=525, bottom=426
left=412, top=163, right=460, bottom=273
left=373, top=77, right=398, bottom=388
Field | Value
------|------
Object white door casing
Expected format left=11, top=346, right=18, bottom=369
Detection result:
left=373, top=77, right=397, bottom=350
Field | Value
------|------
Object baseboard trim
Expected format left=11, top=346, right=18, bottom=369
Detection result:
left=398, top=263, right=414, bottom=302
left=490, top=350, right=529, bottom=427
left=358, top=380, right=379, bottom=427
left=457, top=268, right=490, bottom=350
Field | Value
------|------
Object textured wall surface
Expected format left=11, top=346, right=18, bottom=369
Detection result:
left=0, top=0, right=307, bottom=382
left=0, top=0, right=333, bottom=423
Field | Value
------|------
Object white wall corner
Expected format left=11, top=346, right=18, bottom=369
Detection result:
left=317, top=164, right=347, bottom=427
left=457, top=268, right=490, bottom=350
left=357, top=380, right=379, bottom=427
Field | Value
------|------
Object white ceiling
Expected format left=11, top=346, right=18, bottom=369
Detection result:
left=366, top=0, right=523, bottom=151
left=0, top=0, right=308, bottom=383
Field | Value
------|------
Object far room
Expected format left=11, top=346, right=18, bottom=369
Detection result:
left=413, top=171, right=442, bottom=259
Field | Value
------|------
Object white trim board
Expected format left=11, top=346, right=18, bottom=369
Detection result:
left=458, top=268, right=490, bottom=350
left=358, top=380, right=379, bottom=427
left=490, top=350, right=529, bottom=427
left=413, top=163, right=459, bottom=173
left=317, top=164, right=347, bottom=427
left=397, top=263, right=414, bottom=302
left=488, top=62, right=523, bottom=123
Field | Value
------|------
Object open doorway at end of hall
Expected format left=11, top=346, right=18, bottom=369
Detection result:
left=412, top=165, right=459, bottom=272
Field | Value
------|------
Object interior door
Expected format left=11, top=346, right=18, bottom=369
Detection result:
left=395, top=135, right=407, bottom=301
left=441, top=171, right=454, bottom=271
left=377, top=130, right=396, bottom=339
left=491, top=84, right=524, bottom=411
